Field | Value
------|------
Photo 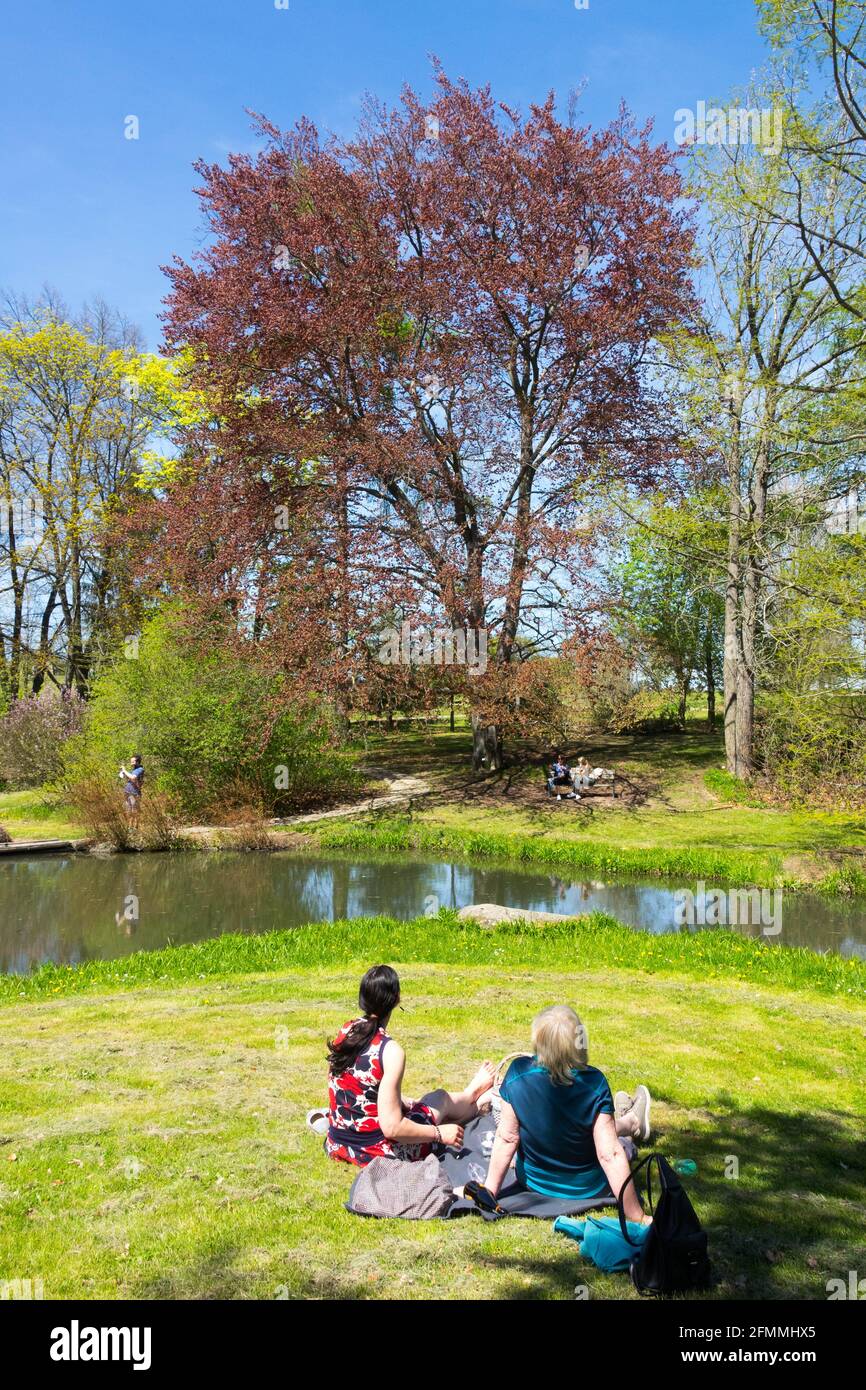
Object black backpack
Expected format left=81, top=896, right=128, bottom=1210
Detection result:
left=617, top=1153, right=711, bottom=1295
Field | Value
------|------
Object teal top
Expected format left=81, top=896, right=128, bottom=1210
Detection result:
left=499, top=1055, right=614, bottom=1199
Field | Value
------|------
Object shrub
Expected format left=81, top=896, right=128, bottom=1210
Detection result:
left=607, top=688, right=682, bottom=734
left=758, top=693, right=866, bottom=807
left=67, top=774, right=135, bottom=850
left=63, top=609, right=361, bottom=820
left=0, top=691, right=85, bottom=788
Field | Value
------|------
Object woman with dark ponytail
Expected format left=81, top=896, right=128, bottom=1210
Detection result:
left=326, top=964, right=495, bottom=1166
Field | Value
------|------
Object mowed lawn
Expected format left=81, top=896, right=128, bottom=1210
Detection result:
left=1, top=930, right=863, bottom=1300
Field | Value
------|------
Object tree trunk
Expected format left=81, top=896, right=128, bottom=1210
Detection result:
left=724, top=418, right=742, bottom=775
left=678, top=673, right=690, bottom=727
left=471, top=712, right=503, bottom=771
left=705, top=626, right=716, bottom=730
left=32, top=586, right=58, bottom=695
left=735, top=390, right=774, bottom=780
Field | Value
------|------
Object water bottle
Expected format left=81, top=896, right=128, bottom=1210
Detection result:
left=672, top=1158, right=697, bottom=1176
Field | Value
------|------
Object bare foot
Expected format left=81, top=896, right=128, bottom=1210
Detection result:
left=465, top=1061, right=495, bottom=1102
left=475, top=1087, right=494, bottom=1115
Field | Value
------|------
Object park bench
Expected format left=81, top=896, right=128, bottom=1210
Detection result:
left=544, top=770, right=618, bottom=800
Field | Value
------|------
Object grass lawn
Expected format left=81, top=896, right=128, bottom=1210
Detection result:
left=0, top=788, right=83, bottom=842
left=1, top=916, right=863, bottom=1300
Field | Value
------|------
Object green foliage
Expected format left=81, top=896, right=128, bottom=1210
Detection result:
left=757, top=529, right=866, bottom=800
left=608, top=491, right=725, bottom=723
left=607, top=689, right=682, bottom=734
left=63, top=610, right=360, bottom=818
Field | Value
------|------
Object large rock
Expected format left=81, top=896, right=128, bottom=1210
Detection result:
left=457, top=903, right=579, bottom=929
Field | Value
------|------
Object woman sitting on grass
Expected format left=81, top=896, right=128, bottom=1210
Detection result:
left=484, top=1004, right=651, bottom=1224
left=326, top=964, right=495, bottom=1167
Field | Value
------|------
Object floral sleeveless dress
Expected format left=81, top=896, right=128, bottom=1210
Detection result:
left=326, top=1019, right=439, bottom=1166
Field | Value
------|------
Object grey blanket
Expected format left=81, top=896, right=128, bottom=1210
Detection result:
left=346, top=1113, right=630, bottom=1221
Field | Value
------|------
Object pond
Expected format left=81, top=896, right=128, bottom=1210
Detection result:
left=1, top=849, right=864, bottom=974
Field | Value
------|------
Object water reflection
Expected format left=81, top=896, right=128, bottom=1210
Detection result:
left=1, top=850, right=864, bottom=974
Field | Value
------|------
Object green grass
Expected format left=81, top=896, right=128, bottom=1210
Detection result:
left=0, top=916, right=863, bottom=1300
left=3, top=911, right=863, bottom=1003
left=703, top=768, right=765, bottom=807
left=0, top=788, right=82, bottom=841
left=318, top=817, right=783, bottom=887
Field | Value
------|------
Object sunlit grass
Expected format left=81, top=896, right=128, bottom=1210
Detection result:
left=3, top=911, right=862, bottom=1004
left=0, top=788, right=82, bottom=841
left=0, top=941, right=862, bottom=1300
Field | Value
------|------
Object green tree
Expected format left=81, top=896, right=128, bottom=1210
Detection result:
left=610, top=496, right=725, bottom=727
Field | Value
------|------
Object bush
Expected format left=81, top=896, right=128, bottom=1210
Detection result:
left=63, top=609, right=361, bottom=820
left=67, top=773, right=181, bottom=851
left=758, top=693, right=866, bottom=807
left=0, top=691, right=85, bottom=788
left=68, top=774, right=135, bottom=849
left=607, top=689, right=682, bottom=734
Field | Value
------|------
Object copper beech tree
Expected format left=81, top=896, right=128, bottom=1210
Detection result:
left=161, top=68, right=695, bottom=767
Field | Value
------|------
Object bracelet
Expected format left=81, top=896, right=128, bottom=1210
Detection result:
left=433, top=1125, right=441, bottom=1144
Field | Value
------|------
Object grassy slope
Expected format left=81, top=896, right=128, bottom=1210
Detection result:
left=0, top=917, right=863, bottom=1301
left=0, top=788, right=82, bottom=841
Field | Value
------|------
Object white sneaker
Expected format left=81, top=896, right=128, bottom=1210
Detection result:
left=556, top=795, right=561, bottom=801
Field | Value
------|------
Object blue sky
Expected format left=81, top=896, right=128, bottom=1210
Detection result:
left=1, top=0, right=769, bottom=349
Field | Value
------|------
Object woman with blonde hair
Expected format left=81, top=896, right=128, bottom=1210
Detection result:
left=484, top=1004, right=651, bottom=1223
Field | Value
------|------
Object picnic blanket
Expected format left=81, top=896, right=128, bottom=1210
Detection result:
left=444, top=1113, right=625, bottom=1220
left=346, top=1113, right=634, bottom=1221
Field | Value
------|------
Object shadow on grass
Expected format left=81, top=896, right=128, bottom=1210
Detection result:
left=642, top=1101, right=865, bottom=1299
left=128, top=1104, right=863, bottom=1302
left=130, top=1240, right=380, bottom=1302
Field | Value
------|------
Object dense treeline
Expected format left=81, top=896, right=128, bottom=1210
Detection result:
left=1, top=1, right=865, bottom=806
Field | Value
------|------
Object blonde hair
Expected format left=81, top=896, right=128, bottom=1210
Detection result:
left=531, top=1005, right=589, bottom=1085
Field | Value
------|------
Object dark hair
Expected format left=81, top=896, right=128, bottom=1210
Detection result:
left=327, top=964, right=401, bottom=1074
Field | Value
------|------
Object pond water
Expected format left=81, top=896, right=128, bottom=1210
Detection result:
left=2, top=849, right=865, bottom=974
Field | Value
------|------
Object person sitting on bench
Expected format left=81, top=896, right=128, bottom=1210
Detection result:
left=574, top=756, right=591, bottom=788
left=547, top=753, right=576, bottom=799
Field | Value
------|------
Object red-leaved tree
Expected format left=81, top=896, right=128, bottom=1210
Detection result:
left=160, top=67, right=695, bottom=767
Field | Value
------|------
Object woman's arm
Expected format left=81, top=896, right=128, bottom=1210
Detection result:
left=377, top=1044, right=463, bottom=1146
left=484, top=1100, right=520, bottom=1196
left=592, top=1112, right=648, bottom=1225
